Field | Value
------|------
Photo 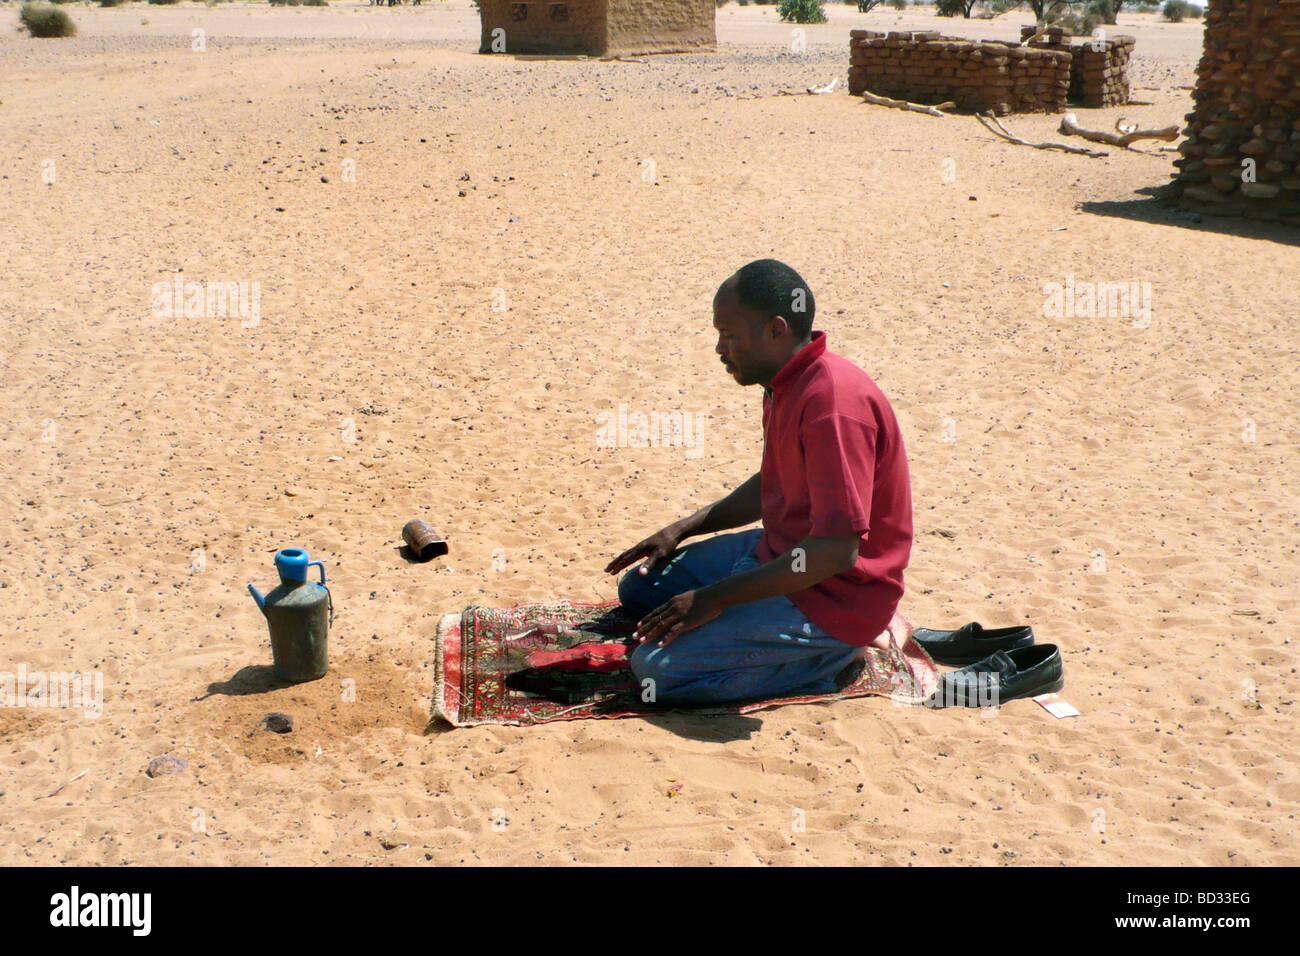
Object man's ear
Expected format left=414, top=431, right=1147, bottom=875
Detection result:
left=768, top=315, right=791, bottom=340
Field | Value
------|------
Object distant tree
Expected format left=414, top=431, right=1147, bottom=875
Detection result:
left=1087, top=0, right=1116, bottom=23
left=936, top=0, right=977, bottom=17
left=1026, top=0, right=1085, bottom=18
left=779, top=0, right=828, bottom=21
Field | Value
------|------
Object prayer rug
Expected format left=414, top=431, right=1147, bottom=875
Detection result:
left=431, top=600, right=939, bottom=727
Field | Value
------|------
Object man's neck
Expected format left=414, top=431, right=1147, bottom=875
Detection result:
left=759, top=337, right=813, bottom=391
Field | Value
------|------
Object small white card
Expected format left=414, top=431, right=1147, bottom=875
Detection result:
left=1033, top=693, right=1080, bottom=718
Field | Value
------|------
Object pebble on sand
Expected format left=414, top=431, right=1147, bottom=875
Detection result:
left=145, top=755, right=188, bottom=778
left=262, top=713, right=294, bottom=734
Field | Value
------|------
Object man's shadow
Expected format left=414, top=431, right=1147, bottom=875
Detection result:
left=501, top=664, right=770, bottom=742
left=636, top=711, right=764, bottom=742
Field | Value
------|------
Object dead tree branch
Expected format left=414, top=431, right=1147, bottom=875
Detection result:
left=860, top=89, right=955, bottom=116
left=1058, top=112, right=1180, bottom=148
left=975, top=112, right=1109, bottom=157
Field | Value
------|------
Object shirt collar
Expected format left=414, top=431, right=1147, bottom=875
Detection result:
left=768, top=331, right=827, bottom=394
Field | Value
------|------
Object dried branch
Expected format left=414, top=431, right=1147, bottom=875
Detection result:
left=778, top=78, right=841, bottom=96
left=42, top=769, right=89, bottom=800
left=860, top=89, right=955, bottom=117
left=1020, top=24, right=1046, bottom=46
left=975, top=112, right=1109, bottom=157
left=1058, top=112, right=1180, bottom=148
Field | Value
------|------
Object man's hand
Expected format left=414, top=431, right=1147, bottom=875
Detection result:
left=604, top=524, right=685, bottom=577
left=633, top=589, right=723, bottom=647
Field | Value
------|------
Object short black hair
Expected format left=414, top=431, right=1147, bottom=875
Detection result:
left=732, top=259, right=815, bottom=340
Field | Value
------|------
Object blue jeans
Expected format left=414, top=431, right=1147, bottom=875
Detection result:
left=620, top=529, right=862, bottom=706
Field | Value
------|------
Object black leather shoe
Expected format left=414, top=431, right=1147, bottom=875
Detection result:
left=912, top=622, right=1035, bottom=666
left=924, top=644, right=1064, bottom=709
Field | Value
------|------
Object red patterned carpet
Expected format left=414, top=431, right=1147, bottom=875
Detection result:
left=432, top=601, right=939, bottom=727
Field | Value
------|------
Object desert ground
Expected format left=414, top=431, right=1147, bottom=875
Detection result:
left=1, top=1, right=1296, bottom=866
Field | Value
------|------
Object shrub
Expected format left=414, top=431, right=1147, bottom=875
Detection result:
left=778, top=0, right=827, bottom=22
left=1186, top=2, right=1202, bottom=16
left=98, top=0, right=125, bottom=6
left=1087, top=0, right=1116, bottom=24
left=303, top=0, right=328, bottom=5
left=889, top=0, right=907, bottom=8
left=147, top=0, right=182, bottom=5
left=936, top=0, right=976, bottom=16
left=1162, top=0, right=1187, bottom=20
left=20, top=3, right=76, bottom=36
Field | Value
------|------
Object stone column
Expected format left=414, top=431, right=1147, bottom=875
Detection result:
left=1170, top=0, right=1300, bottom=220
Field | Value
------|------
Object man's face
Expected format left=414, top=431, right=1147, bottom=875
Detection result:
left=713, top=280, right=773, bottom=387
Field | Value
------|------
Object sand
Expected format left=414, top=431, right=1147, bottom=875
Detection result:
left=0, top=1, right=1296, bottom=866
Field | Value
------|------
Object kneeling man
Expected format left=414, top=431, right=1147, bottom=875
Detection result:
left=604, top=259, right=913, bottom=706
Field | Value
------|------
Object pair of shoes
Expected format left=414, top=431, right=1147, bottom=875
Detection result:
left=924, top=644, right=1064, bottom=709
left=912, top=622, right=1035, bottom=666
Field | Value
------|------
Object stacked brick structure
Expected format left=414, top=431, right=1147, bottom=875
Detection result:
left=1020, top=25, right=1134, bottom=108
left=477, top=0, right=715, bottom=57
left=1073, top=37, right=1135, bottom=107
left=1170, top=0, right=1300, bottom=221
left=849, top=30, right=1073, bottom=114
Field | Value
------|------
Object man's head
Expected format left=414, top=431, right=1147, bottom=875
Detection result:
left=713, top=259, right=815, bottom=387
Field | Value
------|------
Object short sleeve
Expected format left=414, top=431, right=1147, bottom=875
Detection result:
left=801, top=414, right=877, bottom=537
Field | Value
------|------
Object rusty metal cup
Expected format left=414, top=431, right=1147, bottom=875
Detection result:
left=402, top=520, right=448, bottom=562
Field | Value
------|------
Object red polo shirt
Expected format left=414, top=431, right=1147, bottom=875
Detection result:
left=755, top=331, right=913, bottom=647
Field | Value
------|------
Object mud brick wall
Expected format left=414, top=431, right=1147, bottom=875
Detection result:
left=1020, top=26, right=1135, bottom=108
left=1170, top=0, right=1300, bottom=221
left=478, top=0, right=603, bottom=55
left=478, top=0, right=713, bottom=57
left=604, top=0, right=715, bottom=57
left=1072, top=37, right=1134, bottom=108
left=849, top=30, right=1072, bottom=115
